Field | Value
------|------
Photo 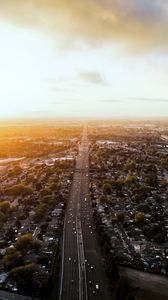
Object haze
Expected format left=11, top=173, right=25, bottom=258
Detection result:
left=0, top=0, right=168, bottom=119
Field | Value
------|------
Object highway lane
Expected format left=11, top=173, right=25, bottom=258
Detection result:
left=59, top=172, right=81, bottom=300
left=79, top=130, right=111, bottom=300
left=59, top=126, right=111, bottom=300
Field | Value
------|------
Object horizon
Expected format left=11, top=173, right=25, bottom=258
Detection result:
left=0, top=116, right=168, bottom=123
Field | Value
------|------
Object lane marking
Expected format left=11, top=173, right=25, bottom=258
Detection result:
left=76, top=215, right=82, bottom=300
left=59, top=126, right=88, bottom=300
left=76, top=211, right=88, bottom=300
left=59, top=215, right=66, bottom=300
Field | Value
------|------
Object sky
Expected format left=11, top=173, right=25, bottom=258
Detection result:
left=0, top=0, right=168, bottom=119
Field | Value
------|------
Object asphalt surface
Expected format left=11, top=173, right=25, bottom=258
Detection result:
left=59, top=127, right=111, bottom=300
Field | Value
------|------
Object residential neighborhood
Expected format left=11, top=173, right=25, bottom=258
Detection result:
left=0, top=123, right=81, bottom=298
left=88, top=122, right=168, bottom=279
left=0, top=121, right=168, bottom=299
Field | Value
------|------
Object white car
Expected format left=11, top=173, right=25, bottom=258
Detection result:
left=95, top=284, right=100, bottom=291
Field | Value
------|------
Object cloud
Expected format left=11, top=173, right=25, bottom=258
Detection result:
left=79, top=72, right=105, bottom=84
left=51, top=99, right=78, bottom=104
left=0, top=1, right=167, bottom=50
left=50, top=87, right=74, bottom=93
left=130, top=97, right=168, bottom=102
left=99, top=99, right=122, bottom=103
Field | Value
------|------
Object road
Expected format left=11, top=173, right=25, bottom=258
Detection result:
left=59, top=126, right=111, bottom=300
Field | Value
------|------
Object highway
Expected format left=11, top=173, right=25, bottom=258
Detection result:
left=59, top=126, right=111, bottom=300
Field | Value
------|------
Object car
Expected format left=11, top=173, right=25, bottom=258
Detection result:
left=68, top=257, right=71, bottom=261
left=95, top=284, right=100, bottom=291
left=90, top=266, right=94, bottom=270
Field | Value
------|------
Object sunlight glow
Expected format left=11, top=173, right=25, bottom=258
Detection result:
left=0, top=22, right=56, bottom=117
left=0, top=19, right=168, bottom=119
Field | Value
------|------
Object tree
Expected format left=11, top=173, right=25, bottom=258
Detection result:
left=116, top=211, right=125, bottom=223
left=31, top=239, right=42, bottom=251
left=15, top=233, right=32, bottom=251
left=0, top=201, right=10, bottom=213
left=40, top=188, right=52, bottom=197
left=132, top=193, right=142, bottom=203
left=42, top=195, right=55, bottom=207
left=5, top=246, right=16, bottom=255
left=5, top=184, right=33, bottom=196
left=137, top=203, right=150, bottom=213
left=15, top=233, right=42, bottom=253
left=8, top=165, right=22, bottom=177
left=3, top=250, right=24, bottom=271
left=144, top=175, right=158, bottom=187
left=134, top=212, right=145, bottom=224
left=8, top=263, right=36, bottom=294
left=49, top=182, right=58, bottom=191
left=125, top=175, right=136, bottom=185
left=0, top=211, right=5, bottom=223
left=34, top=203, right=48, bottom=222
left=124, top=159, right=136, bottom=172
left=103, top=183, right=112, bottom=194
left=132, top=186, right=149, bottom=199
left=35, top=182, right=42, bottom=191
left=159, top=157, right=168, bottom=170
left=111, top=178, right=123, bottom=191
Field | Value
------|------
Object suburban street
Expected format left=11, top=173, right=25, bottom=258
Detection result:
left=59, top=127, right=111, bottom=300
